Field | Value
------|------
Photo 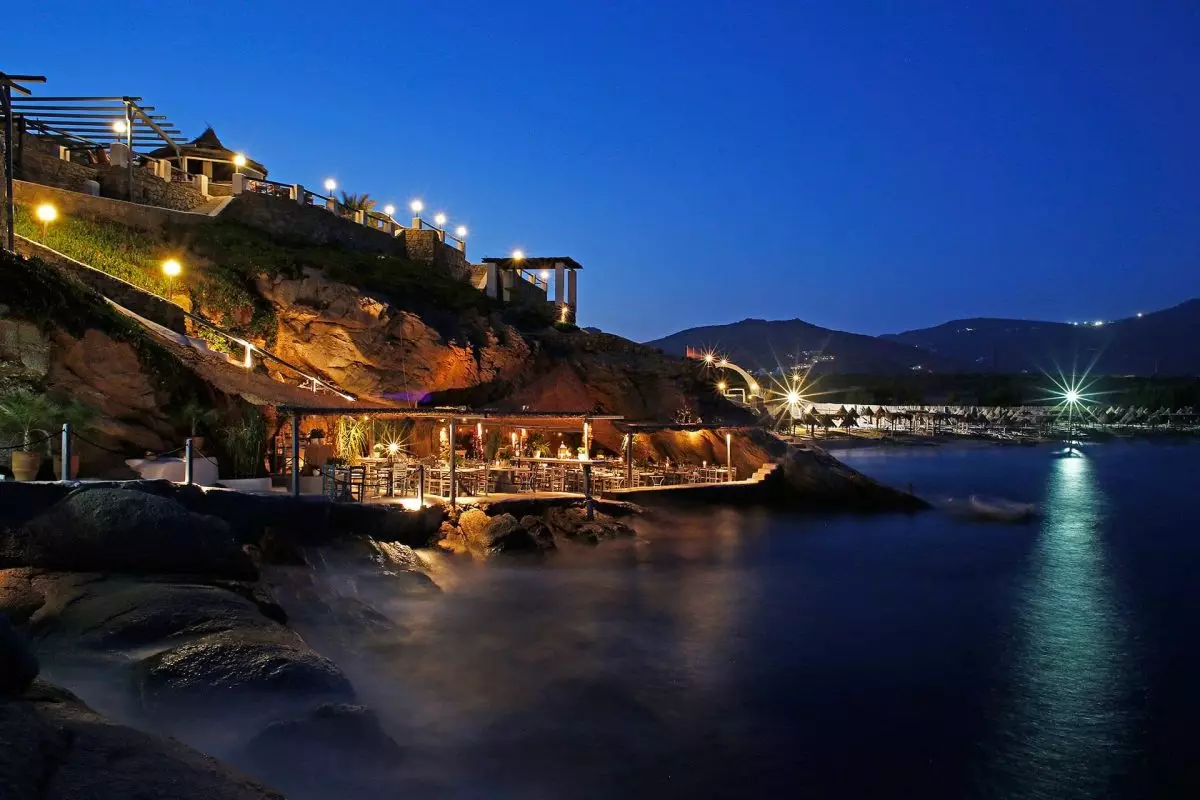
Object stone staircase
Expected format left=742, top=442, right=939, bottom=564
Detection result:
left=746, top=461, right=779, bottom=483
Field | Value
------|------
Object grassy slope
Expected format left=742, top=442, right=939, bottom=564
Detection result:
left=16, top=205, right=549, bottom=350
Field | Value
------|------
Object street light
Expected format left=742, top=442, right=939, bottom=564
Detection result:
left=161, top=259, right=182, bottom=299
left=34, top=203, right=58, bottom=239
left=433, top=212, right=447, bottom=228
left=455, top=225, right=468, bottom=239
left=512, top=249, right=525, bottom=261
left=410, top=199, right=424, bottom=214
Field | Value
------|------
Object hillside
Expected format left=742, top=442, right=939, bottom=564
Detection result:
left=882, top=300, right=1200, bottom=376
left=10, top=196, right=752, bottom=453
left=644, top=318, right=961, bottom=374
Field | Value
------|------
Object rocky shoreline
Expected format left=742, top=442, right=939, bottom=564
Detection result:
left=0, top=455, right=923, bottom=797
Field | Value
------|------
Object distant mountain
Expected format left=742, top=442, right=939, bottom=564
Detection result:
left=881, top=299, right=1200, bottom=376
left=643, top=318, right=959, bottom=374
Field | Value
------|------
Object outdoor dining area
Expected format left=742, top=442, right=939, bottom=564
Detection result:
left=274, top=406, right=739, bottom=506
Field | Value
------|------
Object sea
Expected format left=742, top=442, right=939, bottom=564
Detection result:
left=288, top=438, right=1200, bottom=799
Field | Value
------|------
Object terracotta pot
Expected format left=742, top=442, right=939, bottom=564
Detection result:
left=10, top=451, right=42, bottom=481
left=52, top=454, right=81, bottom=480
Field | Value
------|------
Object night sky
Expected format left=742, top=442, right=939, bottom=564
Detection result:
left=6, top=1, right=1200, bottom=341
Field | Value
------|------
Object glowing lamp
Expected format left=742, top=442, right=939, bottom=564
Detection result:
left=456, top=225, right=468, bottom=238
left=35, top=203, right=58, bottom=224
left=161, top=259, right=182, bottom=277
left=786, top=391, right=801, bottom=405
left=434, top=212, right=447, bottom=227
left=232, top=153, right=247, bottom=168
left=324, top=178, right=336, bottom=193
left=703, top=353, right=714, bottom=363
left=387, top=442, right=400, bottom=455
left=540, top=270, right=549, bottom=280
left=410, top=199, right=424, bottom=214
left=384, top=204, right=396, bottom=216
left=512, top=249, right=525, bottom=261
left=1065, top=390, right=1080, bottom=404
left=112, top=119, right=127, bottom=135
left=716, top=381, right=727, bottom=391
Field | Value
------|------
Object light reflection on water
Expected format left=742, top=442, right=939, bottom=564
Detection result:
left=983, top=454, right=1137, bottom=798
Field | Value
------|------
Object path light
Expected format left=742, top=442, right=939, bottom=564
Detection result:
left=35, top=203, right=58, bottom=238
left=161, top=259, right=182, bottom=299
left=384, top=204, right=396, bottom=217
left=410, top=199, right=424, bottom=214
left=324, top=178, right=336, bottom=194
left=434, top=212, right=447, bottom=228
left=455, top=225, right=468, bottom=239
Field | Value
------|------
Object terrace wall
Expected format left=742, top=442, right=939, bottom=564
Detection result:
left=14, top=134, right=98, bottom=191
left=222, top=192, right=472, bottom=278
left=13, top=181, right=214, bottom=232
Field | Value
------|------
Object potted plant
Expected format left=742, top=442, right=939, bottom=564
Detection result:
left=178, top=399, right=220, bottom=452
left=218, top=409, right=270, bottom=492
left=307, top=428, right=326, bottom=444
left=0, top=389, right=58, bottom=481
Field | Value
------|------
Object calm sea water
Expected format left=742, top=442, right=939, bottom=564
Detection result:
left=288, top=440, right=1200, bottom=799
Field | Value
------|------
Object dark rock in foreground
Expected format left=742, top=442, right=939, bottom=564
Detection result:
left=0, top=679, right=283, bottom=800
left=0, top=613, right=37, bottom=695
left=8, top=488, right=256, bottom=579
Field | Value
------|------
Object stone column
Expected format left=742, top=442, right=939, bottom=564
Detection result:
left=486, top=263, right=500, bottom=299
left=567, top=270, right=578, bottom=320
left=554, top=262, right=566, bottom=307
left=232, top=173, right=247, bottom=195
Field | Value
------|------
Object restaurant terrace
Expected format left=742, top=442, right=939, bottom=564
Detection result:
left=274, top=405, right=741, bottom=509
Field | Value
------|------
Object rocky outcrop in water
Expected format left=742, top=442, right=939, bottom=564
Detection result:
left=437, top=501, right=637, bottom=557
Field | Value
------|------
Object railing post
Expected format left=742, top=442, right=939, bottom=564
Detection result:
left=448, top=419, right=457, bottom=508
left=232, top=173, right=247, bottom=195
left=583, top=463, right=594, bottom=519
left=60, top=423, right=72, bottom=481
left=290, top=414, right=301, bottom=498
left=293, top=184, right=304, bottom=203
left=726, top=433, right=733, bottom=482
left=184, top=437, right=194, bottom=485
left=625, top=432, right=633, bottom=488
left=417, top=464, right=425, bottom=506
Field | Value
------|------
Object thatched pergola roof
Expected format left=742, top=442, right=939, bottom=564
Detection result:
left=148, top=127, right=267, bottom=177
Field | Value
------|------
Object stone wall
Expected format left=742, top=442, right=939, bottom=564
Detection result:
left=13, top=134, right=98, bottom=192
left=96, top=166, right=210, bottom=212
left=223, top=193, right=473, bottom=277
left=13, top=181, right=214, bottom=232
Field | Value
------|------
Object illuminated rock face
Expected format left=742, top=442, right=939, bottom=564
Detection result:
left=254, top=270, right=744, bottom=426
left=256, top=269, right=531, bottom=400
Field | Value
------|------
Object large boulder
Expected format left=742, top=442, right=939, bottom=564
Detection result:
left=0, top=679, right=283, bottom=800
left=136, top=628, right=354, bottom=717
left=0, top=613, right=37, bottom=695
left=22, top=575, right=282, bottom=652
left=458, top=509, right=551, bottom=554
left=10, top=488, right=256, bottom=579
left=239, top=702, right=403, bottom=793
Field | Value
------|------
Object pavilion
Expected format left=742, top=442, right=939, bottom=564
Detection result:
left=147, top=126, right=265, bottom=183
left=481, top=256, right=581, bottom=323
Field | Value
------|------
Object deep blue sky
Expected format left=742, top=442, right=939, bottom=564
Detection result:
left=6, top=1, right=1200, bottom=341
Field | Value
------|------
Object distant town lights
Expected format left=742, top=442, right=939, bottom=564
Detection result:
left=1137, top=312, right=1144, bottom=318
left=1093, top=320, right=1104, bottom=327
left=410, top=199, right=424, bottom=214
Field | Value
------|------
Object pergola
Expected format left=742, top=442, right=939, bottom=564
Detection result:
left=1, top=71, right=46, bottom=252
left=481, top=256, right=581, bottom=322
left=8, top=88, right=187, bottom=201
left=276, top=405, right=624, bottom=507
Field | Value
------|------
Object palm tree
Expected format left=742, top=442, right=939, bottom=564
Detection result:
left=338, top=192, right=377, bottom=212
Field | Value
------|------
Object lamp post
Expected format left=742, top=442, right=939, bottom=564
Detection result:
left=161, top=258, right=182, bottom=300
left=35, top=203, right=57, bottom=239
left=410, top=199, right=424, bottom=228
left=233, top=153, right=246, bottom=175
